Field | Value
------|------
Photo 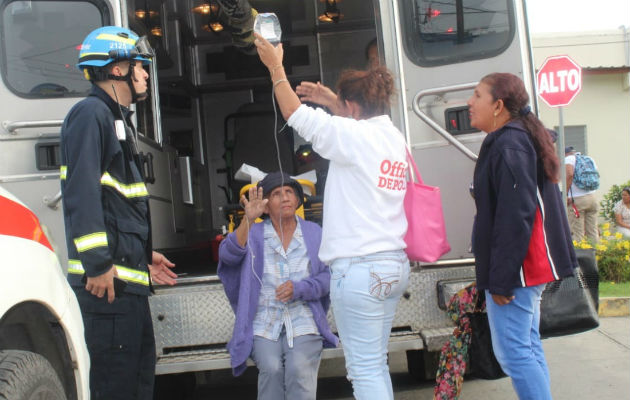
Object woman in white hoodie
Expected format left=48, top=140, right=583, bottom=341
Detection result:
left=254, top=34, right=409, bottom=400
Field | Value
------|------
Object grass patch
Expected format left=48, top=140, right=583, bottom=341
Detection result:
left=599, top=281, right=630, bottom=298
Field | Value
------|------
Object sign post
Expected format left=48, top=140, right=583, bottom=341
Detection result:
left=536, top=55, right=582, bottom=207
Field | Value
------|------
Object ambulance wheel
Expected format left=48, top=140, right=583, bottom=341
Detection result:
left=0, top=350, right=66, bottom=400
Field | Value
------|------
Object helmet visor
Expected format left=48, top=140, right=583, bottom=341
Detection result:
left=135, top=36, right=155, bottom=59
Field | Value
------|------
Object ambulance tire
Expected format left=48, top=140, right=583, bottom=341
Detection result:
left=0, top=350, right=66, bottom=400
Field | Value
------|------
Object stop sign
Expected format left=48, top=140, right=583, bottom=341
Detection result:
left=536, top=55, right=582, bottom=107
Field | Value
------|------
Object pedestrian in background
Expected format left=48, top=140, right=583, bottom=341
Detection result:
left=254, top=33, right=409, bottom=400
left=467, top=72, right=577, bottom=400
left=565, top=146, right=600, bottom=242
left=613, top=187, right=630, bottom=237
left=60, top=26, right=177, bottom=399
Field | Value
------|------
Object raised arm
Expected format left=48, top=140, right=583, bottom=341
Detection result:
left=254, top=33, right=302, bottom=121
left=295, top=81, right=341, bottom=115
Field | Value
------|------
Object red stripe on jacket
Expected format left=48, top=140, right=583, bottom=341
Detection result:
left=522, top=206, right=556, bottom=286
left=0, top=195, right=52, bottom=251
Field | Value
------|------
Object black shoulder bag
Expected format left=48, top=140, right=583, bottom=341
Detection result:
left=540, top=248, right=599, bottom=338
left=467, top=290, right=507, bottom=380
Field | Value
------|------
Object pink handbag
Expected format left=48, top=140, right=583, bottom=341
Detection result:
left=404, top=148, right=451, bottom=262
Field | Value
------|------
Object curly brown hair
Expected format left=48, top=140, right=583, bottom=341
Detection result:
left=336, top=66, right=395, bottom=118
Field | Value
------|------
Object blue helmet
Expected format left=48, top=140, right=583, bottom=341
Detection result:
left=77, top=26, right=153, bottom=70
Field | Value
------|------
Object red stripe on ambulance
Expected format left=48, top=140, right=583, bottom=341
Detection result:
left=0, top=195, right=53, bottom=251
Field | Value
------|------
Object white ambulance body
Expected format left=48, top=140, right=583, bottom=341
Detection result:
left=0, top=186, right=90, bottom=399
left=0, top=0, right=536, bottom=384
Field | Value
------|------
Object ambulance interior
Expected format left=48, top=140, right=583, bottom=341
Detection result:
left=4, top=0, right=499, bottom=274
left=125, top=0, right=379, bottom=275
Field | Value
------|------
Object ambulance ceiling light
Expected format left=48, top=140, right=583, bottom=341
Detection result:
left=135, top=9, right=158, bottom=19
left=193, top=1, right=224, bottom=33
left=192, top=2, right=219, bottom=15
left=202, top=21, right=224, bottom=33
left=318, top=0, right=343, bottom=23
left=135, top=2, right=161, bottom=37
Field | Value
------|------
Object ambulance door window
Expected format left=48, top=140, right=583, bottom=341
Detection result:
left=128, top=0, right=163, bottom=143
left=399, top=0, right=514, bottom=67
left=0, top=0, right=108, bottom=98
left=135, top=87, right=156, bottom=142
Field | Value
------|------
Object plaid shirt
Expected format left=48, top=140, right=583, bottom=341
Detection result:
left=253, top=217, right=319, bottom=346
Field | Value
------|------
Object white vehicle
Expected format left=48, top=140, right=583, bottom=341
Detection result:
left=0, top=186, right=90, bottom=400
left=0, top=0, right=537, bottom=389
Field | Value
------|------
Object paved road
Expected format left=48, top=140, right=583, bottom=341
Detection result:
left=182, top=316, right=629, bottom=399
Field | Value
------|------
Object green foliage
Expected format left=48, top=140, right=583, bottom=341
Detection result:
left=600, top=180, right=630, bottom=221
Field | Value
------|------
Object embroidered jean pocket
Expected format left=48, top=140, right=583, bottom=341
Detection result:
left=369, top=261, right=402, bottom=301
left=330, top=262, right=349, bottom=301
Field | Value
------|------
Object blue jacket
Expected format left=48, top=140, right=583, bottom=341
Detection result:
left=217, top=218, right=338, bottom=376
left=60, top=85, right=152, bottom=295
left=472, top=121, right=577, bottom=296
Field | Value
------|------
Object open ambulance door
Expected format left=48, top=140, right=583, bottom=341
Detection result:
left=125, top=1, right=214, bottom=253
left=379, top=0, right=536, bottom=262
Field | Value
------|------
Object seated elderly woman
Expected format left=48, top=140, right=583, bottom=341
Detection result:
left=614, top=187, right=630, bottom=237
left=218, top=172, right=338, bottom=400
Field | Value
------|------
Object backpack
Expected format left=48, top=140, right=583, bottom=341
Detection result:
left=573, top=155, right=600, bottom=191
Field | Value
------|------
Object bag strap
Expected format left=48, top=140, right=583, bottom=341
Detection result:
left=405, top=146, right=424, bottom=185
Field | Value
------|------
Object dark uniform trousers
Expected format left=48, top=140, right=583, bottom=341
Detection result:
left=74, top=288, right=155, bottom=400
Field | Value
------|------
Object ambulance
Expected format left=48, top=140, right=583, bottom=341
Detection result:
left=0, top=0, right=538, bottom=388
left=0, top=187, right=89, bottom=399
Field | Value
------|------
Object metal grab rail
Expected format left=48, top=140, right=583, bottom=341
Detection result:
left=411, top=82, right=479, bottom=162
left=2, top=119, right=64, bottom=134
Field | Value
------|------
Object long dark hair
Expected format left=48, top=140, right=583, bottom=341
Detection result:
left=481, top=73, right=559, bottom=183
left=336, top=66, right=395, bottom=118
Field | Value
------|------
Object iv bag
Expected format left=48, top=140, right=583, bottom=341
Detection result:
left=254, top=13, right=282, bottom=45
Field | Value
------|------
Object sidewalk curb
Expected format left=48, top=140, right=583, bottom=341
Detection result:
left=599, top=297, right=630, bottom=317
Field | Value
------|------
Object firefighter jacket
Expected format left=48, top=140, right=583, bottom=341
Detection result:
left=60, top=85, right=152, bottom=296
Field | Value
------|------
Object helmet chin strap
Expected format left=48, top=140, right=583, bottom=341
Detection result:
left=107, top=61, right=148, bottom=103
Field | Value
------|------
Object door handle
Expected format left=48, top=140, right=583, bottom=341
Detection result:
left=412, top=82, right=479, bottom=162
left=140, top=151, right=156, bottom=184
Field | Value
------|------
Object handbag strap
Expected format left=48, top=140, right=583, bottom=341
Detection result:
left=405, top=146, right=424, bottom=185
left=473, top=285, right=485, bottom=313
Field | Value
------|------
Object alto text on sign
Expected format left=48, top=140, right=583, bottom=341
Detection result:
left=536, top=55, right=582, bottom=107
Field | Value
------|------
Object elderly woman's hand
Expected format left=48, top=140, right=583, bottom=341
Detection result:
left=254, top=32, right=284, bottom=71
left=241, top=186, right=268, bottom=224
left=276, top=280, right=294, bottom=303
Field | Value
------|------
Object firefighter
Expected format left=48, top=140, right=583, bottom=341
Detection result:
left=59, top=26, right=177, bottom=399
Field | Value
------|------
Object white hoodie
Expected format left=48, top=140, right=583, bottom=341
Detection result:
left=288, top=104, right=407, bottom=263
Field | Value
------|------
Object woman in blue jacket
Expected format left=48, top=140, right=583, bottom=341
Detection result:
left=468, top=73, right=577, bottom=400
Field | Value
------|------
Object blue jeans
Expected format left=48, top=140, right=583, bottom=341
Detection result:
left=330, top=250, right=410, bottom=400
left=485, top=285, right=551, bottom=400
left=251, top=332, right=323, bottom=400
